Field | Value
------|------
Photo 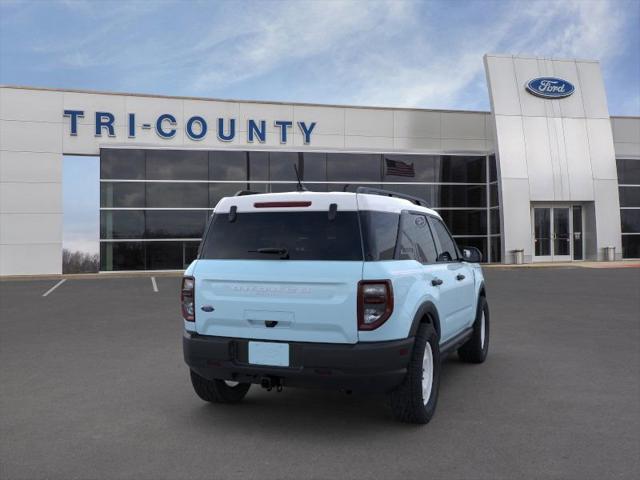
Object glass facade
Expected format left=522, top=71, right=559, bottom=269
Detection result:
left=100, top=149, right=502, bottom=270
left=617, top=158, right=640, bottom=258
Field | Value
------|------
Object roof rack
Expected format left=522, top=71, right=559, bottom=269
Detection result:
left=234, top=190, right=260, bottom=196
left=355, top=186, right=429, bottom=208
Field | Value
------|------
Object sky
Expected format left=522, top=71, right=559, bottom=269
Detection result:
left=1, top=0, right=639, bottom=253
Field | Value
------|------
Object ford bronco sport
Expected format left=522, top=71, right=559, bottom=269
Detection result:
left=182, top=187, right=489, bottom=424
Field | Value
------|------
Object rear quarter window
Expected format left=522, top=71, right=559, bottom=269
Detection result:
left=200, top=211, right=363, bottom=261
left=359, top=211, right=400, bottom=261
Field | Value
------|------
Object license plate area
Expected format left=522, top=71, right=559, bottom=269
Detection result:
left=248, top=341, right=290, bottom=367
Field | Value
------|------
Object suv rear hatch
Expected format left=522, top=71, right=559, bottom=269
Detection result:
left=193, top=193, right=363, bottom=344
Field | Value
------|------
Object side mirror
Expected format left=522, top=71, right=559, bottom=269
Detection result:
left=461, top=246, right=483, bottom=263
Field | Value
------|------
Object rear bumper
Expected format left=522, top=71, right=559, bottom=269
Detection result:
left=183, top=332, right=414, bottom=393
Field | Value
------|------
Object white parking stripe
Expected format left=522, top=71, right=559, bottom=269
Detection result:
left=151, top=276, right=158, bottom=292
left=42, top=279, right=66, bottom=297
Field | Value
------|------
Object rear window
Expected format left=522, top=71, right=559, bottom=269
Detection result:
left=200, top=211, right=363, bottom=261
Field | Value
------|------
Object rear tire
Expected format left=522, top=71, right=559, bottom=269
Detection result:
left=189, top=370, right=251, bottom=403
left=389, top=322, right=440, bottom=424
left=458, top=296, right=489, bottom=363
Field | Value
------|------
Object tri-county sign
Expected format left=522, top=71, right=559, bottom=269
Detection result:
left=63, top=110, right=317, bottom=144
left=525, top=77, right=575, bottom=99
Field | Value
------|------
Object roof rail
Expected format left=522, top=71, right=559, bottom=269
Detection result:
left=355, top=186, right=429, bottom=208
left=234, top=190, right=260, bottom=196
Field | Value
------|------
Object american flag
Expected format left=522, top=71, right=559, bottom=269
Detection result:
left=385, top=158, right=415, bottom=177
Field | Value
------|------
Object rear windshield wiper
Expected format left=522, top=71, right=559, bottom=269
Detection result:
left=248, top=247, right=290, bottom=259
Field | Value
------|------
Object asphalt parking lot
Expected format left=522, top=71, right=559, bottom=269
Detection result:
left=1, top=267, right=639, bottom=480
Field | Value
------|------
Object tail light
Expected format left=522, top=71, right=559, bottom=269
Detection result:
left=181, top=276, right=195, bottom=322
left=357, top=280, right=393, bottom=330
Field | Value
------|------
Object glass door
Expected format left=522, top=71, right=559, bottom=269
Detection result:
left=534, top=207, right=552, bottom=261
left=532, top=205, right=583, bottom=262
left=552, top=207, right=571, bottom=261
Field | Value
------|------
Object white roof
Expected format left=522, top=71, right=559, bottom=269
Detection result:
left=213, top=190, right=440, bottom=217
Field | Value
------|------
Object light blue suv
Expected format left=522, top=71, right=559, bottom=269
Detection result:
left=182, top=187, right=489, bottom=424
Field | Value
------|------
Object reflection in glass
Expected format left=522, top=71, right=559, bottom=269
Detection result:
left=622, top=235, right=640, bottom=258
left=269, top=152, right=299, bottom=181
left=621, top=209, right=640, bottom=233
left=100, top=183, right=145, bottom=208
left=327, top=154, right=381, bottom=182
left=618, top=186, right=640, bottom=207
left=209, top=151, right=248, bottom=181
left=100, top=149, right=145, bottom=179
left=302, top=153, right=327, bottom=181
left=616, top=158, right=640, bottom=185
left=146, top=183, right=209, bottom=208
left=437, top=210, right=487, bottom=236
left=100, top=242, right=145, bottom=270
left=146, top=150, right=208, bottom=180
left=145, top=210, right=208, bottom=238
left=100, top=211, right=145, bottom=239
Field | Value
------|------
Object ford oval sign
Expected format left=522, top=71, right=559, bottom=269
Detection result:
left=526, top=77, right=575, bottom=99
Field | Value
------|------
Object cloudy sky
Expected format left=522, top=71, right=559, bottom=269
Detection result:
left=1, top=0, right=639, bottom=253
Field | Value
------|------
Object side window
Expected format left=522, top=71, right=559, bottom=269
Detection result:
left=397, top=212, right=438, bottom=264
left=428, top=216, right=459, bottom=262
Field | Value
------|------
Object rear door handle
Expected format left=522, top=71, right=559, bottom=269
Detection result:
left=456, top=274, right=465, bottom=281
left=431, top=278, right=443, bottom=286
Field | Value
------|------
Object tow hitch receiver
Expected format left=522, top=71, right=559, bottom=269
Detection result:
left=260, top=376, right=283, bottom=392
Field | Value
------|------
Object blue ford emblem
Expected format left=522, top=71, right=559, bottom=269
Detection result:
left=526, top=77, right=575, bottom=99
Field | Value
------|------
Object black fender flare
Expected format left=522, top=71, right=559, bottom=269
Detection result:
left=408, top=302, right=442, bottom=339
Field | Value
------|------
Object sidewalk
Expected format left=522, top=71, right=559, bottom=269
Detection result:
left=484, top=260, right=640, bottom=269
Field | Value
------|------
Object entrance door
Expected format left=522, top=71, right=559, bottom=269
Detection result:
left=533, top=207, right=552, bottom=261
left=552, top=207, right=571, bottom=261
left=532, top=205, right=583, bottom=262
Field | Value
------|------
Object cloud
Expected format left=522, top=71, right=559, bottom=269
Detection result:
left=2, top=0, right=637, bottom=114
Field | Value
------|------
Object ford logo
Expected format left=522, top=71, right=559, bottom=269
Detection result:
left=526, top=77, right=575, bottom=99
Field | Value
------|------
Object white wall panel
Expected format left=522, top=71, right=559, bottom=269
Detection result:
left=0, top=243, right=61, bottom=275
left=522, top=116, right=554, bottom=200
left=562, top=118, right=594, bottom=200
left=393, top=110, right=440, bottom=139
left=0, top=120, right=63, bottom=153
left=494, top=115, right=528, bottom=178
left=344, top=135, right=394, bottom=150
left=0, top=88, right=63, bottom=122
left=484, top=55, right=521, bottom=116
left=294, top=106, right=344, bottom=136
left=552, top=60, right=586, bottom=118
left=441, top=138, right=488, bottom=152
left=500, top=178, right=533, bottom=262
left=611, top=117, right=640, bottom=147
left=393, top=137, right=441, bottom=151
left=587, top=119, right=619, bottom=179
left=344, top=108, right=393, bottom=137
left=513, top=57, right=546, bottom=117
left=0, top=151, right=62, bottom=182
left=0, top=213, right=62, bottom=244
left=441, top=112, right=486, bottom=140
left=576, top=62, right=610, bottom=119
left=0, top=182, right=61, bottom=213
left=593, top=179, right=622, bottom=259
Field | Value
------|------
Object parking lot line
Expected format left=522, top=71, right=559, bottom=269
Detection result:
left=151, top=276, right=158, bottom=292
left=42, top=279, right=66, bottom=297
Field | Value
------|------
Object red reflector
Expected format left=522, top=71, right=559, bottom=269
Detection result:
left=254, top=201, right=312, bottom=208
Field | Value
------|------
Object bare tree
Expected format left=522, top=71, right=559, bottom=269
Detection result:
left=62, top=249, right=99, bottom=274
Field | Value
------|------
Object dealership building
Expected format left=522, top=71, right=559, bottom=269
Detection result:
left=1, top=53, right=639, bottom=275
